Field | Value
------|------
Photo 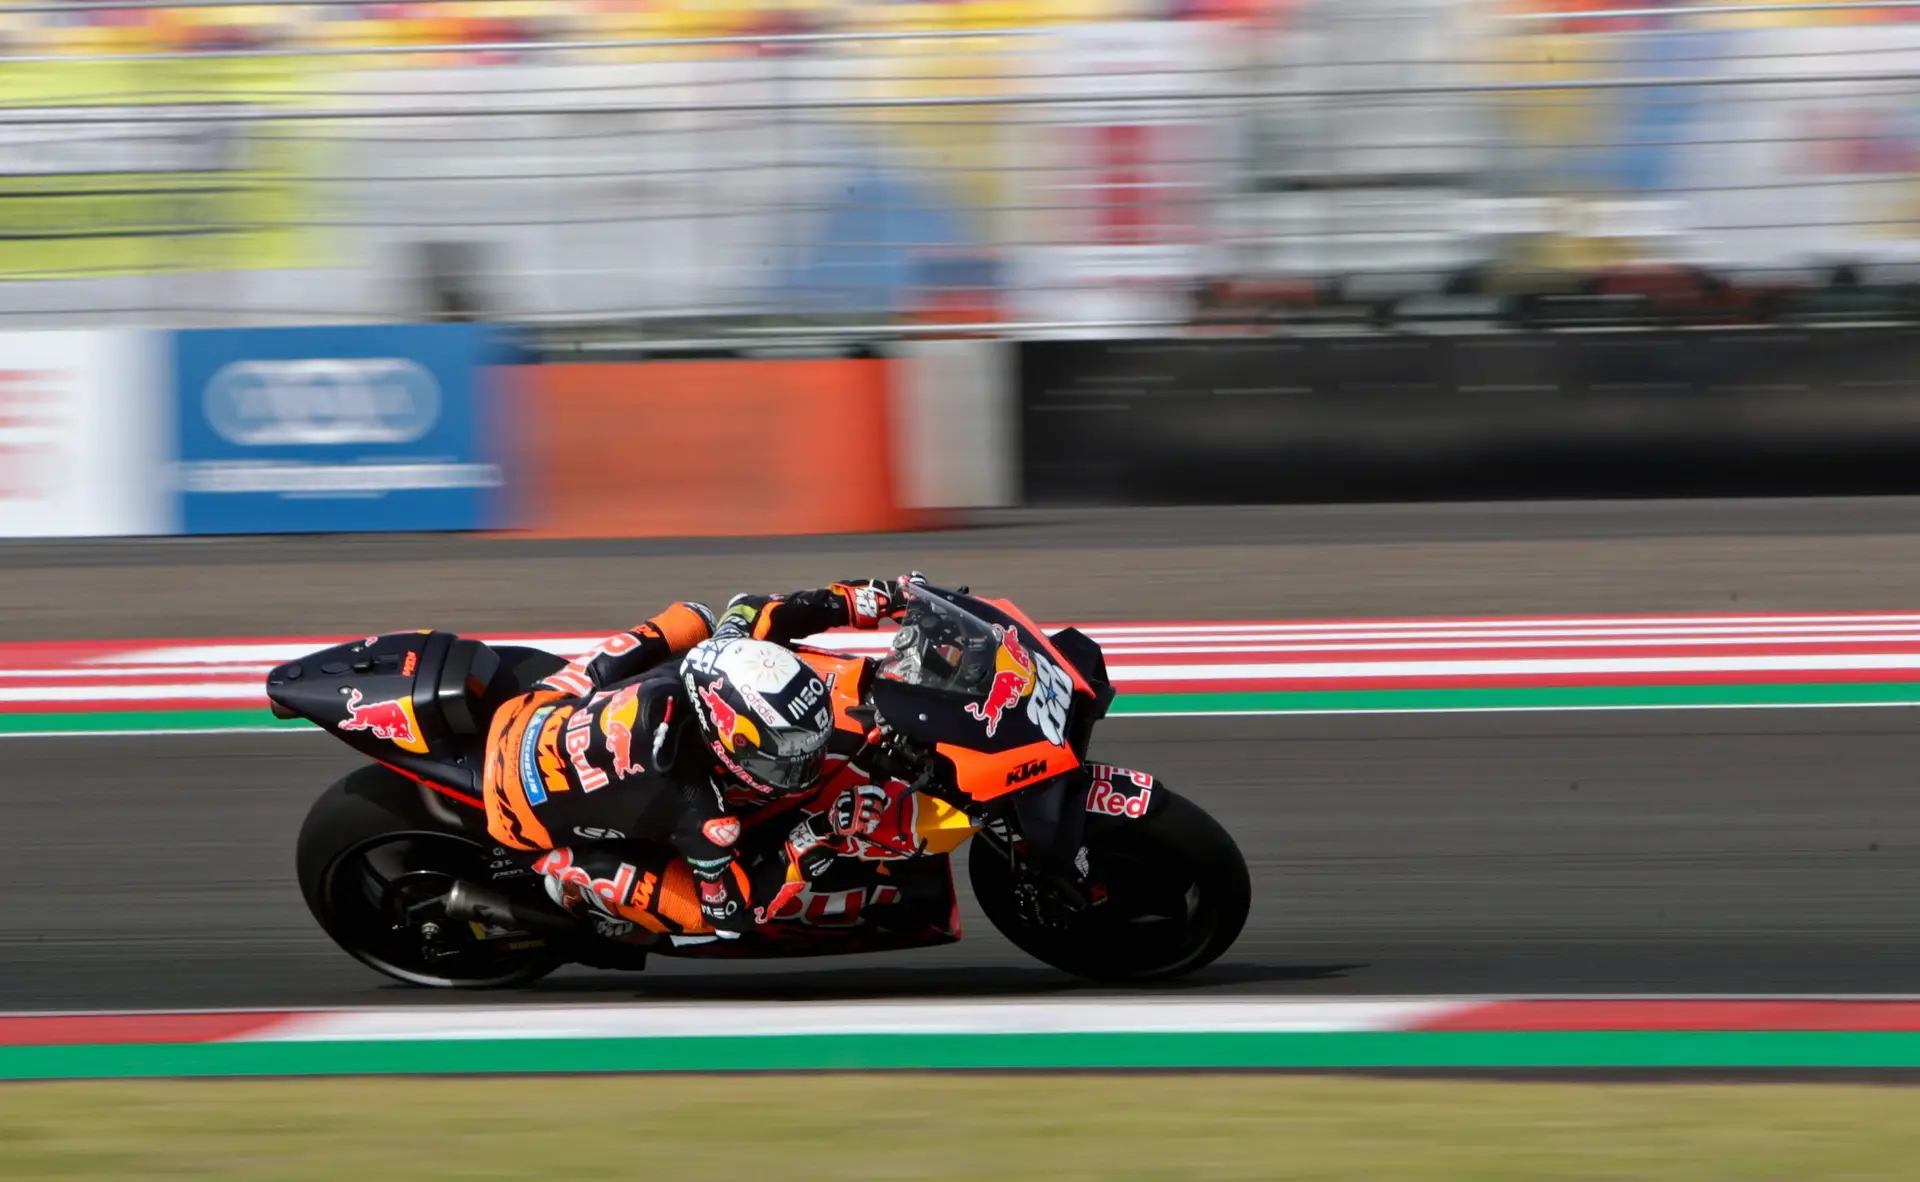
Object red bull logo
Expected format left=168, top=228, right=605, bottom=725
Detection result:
left=338, top=688, right=427, bottom=754
left=964, top=625, right=1034, bottom=738
left=600, top=684, right=643, bottom=779
left=1000, top=625, right=1032, bottom=670
left=699, top=676, right=762, bottom=753
left=532, top=847, right=637, bottom=913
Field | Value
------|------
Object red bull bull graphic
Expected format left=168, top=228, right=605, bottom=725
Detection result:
left=337, top=688, right=427, bottom=754
left=964, top=625, right=1034, bottom=738
left=699, top=677, right=762, bottom=754
left=599, top=684, right=643, bottom=780
left=1000, top=625, right=1032, bottom=670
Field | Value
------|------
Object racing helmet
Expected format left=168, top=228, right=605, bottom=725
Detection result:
left=681, top=637, right=834, bottom=796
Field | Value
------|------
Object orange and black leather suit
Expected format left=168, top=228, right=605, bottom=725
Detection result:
left=481, top=583, right=892, bottom=937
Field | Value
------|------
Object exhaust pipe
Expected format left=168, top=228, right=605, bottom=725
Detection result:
left=446, top=880, right=581, bottom=942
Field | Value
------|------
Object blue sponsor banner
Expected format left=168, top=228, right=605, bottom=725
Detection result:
left=174, top=323, right=504, bottom=535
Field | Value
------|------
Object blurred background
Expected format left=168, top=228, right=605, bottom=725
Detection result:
left=7, top=0, right=1920, bottom=332
left=13, top=0, right=1920, bottom=539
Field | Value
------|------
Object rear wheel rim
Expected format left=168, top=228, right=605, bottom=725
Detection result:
left=320, top=833, right=555, bottom=988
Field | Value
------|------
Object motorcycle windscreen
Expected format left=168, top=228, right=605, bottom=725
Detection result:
left=871, top=590, right=1084, bottom=802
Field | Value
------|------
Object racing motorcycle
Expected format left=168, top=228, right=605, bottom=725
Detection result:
left=278, top=582, right=1250, bottom=987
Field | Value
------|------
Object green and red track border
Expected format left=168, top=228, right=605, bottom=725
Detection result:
left=12, top=1000, right=1920, bottom=1079
left=10, top=612, right=1920, bottom=736
left=14, top=613, right=1920, bottom=1079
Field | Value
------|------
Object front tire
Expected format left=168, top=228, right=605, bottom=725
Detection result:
left=968, top=783, right=1250, bottom=983
left=296, top=765, right=562, bottom=989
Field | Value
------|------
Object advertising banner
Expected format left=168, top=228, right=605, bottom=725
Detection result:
left=0, top=330, right=168, bottom=538
left=513, top=357, right=911, bottom=538
left=173, top=323, right=504, bottom=535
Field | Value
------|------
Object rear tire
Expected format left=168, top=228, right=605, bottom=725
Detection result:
left=296, top=765, right=562, bottom=989
left=968, top=784, right=1250, bottom=983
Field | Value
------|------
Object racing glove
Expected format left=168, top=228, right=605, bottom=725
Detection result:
left=829, top=579, right=901, bottom=629
left=777, top=784, right=887, bottom=880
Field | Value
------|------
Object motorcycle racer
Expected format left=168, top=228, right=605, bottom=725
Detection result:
left=481, top=579, right=905, bottom=939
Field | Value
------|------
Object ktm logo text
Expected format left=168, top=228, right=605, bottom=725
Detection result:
left=1005, top=758, right=1049, bottom=786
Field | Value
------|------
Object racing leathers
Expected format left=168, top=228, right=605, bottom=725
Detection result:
left=480, top=582, right=898, bottom=938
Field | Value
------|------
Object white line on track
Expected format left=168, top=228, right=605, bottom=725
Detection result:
left=7, top=698, right=1918, bottom=740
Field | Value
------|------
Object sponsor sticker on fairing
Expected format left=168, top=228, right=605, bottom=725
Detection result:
left=337, top=688, right=428, bottom=754
left=1085, top=767, right=1154, bottom=818
left=965, top=625, right=1034, bottom=738
left=1026, top=649, right=1073, bottom=747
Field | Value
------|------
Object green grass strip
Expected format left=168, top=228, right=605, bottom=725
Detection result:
left=1112, top=682, right=1920, bottom=715
left=0, top=709, right=303, bottom=736
left=11, top=1032, right=1920, bottom=1079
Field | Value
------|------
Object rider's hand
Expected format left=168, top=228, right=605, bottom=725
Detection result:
left=831, top=579, right=899, bottom=629
left=826, top=783, right=891, bottom=836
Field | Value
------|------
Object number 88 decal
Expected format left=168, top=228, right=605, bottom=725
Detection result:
left=1027, top=651, right=1073, bottom=747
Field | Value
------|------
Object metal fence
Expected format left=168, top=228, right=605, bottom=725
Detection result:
left=5, top=1, right=1920, bottom=334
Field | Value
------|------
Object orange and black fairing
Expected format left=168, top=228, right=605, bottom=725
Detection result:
left=983, top=598, right=1094, bottom=698
left=862, top=588, right=1120, bottom=803
left=267, top=630, right=511, bottom=805
left=794, top=649, right=873, bottom=738
left=936, top=739, right=1077, bottom=802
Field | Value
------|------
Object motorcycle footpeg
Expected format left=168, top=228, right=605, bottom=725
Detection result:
left=446, top=880, right=582, bottom=943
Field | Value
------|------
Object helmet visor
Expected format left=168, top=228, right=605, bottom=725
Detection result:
left=736, top=741, right=827, bottom=794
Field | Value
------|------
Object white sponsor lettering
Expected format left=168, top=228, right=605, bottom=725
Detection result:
left=1027, top=650, right=1073, bottom=747
left=204, top=358, right=442, bottom=447
left=787, top=676, right=826, bottom=720
left=1086, top=774, right=1152, bottom=819
left=177, top=461, right=501, bottom=494
left=737, top=682, right=787, bottom=729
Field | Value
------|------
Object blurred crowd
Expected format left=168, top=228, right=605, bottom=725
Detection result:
left=0, top=0, right=1281, bottom=58
left=7, top=0, right=1920, bottom=61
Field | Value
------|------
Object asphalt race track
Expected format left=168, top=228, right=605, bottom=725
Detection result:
left=6, top=499, right=1920, bottom=1011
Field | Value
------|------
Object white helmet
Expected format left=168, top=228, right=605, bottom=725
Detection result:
left=681, top=637, right=833, bottom=795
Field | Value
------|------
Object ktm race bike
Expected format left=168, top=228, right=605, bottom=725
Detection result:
left=278, top=582, right=1250, bottom=987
